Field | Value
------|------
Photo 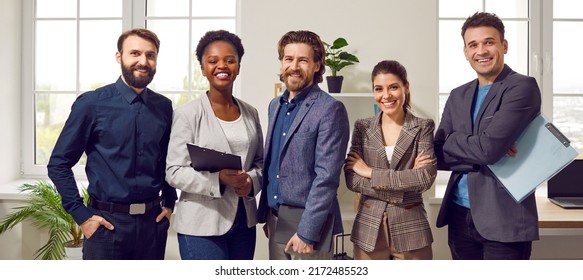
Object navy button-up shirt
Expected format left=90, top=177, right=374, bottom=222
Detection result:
left=265, top=86, right=312, bottom=209
left=47, top=77, right=177, bottom=225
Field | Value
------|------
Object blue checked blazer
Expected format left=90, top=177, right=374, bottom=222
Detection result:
left=257, top=84, right=350, bottom=244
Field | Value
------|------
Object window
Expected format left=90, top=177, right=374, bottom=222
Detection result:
left=436, top=0, right=583, bottom=194
left=436, top=0, right=532, bottom=189
left=439, top=0, right=583, bottom=153
left=23, top=0, right=237, bottom=176
left=438, top=0, right=530, bottom=121
left=144, top=0, right=237, bottom=106
left=30, top=0, right=123, bottom=173
left=550, top=0, right=583, bottom=153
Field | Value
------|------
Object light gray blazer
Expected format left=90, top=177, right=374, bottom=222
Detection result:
left=166, top=94, right=263, bottom=236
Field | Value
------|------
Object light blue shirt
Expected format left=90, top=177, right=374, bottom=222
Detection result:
left=452, top=84, right=492, bottom=208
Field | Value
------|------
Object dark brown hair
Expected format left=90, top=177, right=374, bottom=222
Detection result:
left=461, top=12, right=505, bottom=42
left=117, top=28, right=161, bottom=54
left=371, top=60, right=411, bottom=111
left=277, top=30, right=326, bottom=83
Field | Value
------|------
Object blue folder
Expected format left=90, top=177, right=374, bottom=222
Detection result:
left=488, top=114, right=579, bottom=203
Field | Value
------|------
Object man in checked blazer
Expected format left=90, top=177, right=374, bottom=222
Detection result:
left=257, top=30, right=350, bottom=260
left=434, top=12, right=541, bottom=260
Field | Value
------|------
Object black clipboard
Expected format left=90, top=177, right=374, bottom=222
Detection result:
left=186, top=143, right=242, bottom=172
left=273, top=205, right=335, bottom=252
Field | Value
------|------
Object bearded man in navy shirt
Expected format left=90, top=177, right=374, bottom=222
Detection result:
left=48, top=28, right=177, bottom=260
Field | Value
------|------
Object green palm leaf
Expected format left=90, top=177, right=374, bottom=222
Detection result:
left=0, top=180, right=87, bottom=260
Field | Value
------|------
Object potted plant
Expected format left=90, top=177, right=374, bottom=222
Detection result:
left=324, top=37, right=360, bottom=93
left=0, top=180, right=88, bottom=260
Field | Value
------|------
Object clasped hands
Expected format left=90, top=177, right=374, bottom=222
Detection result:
left=219, top=169, right=252, bottom=197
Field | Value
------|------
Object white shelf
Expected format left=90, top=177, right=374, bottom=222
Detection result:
left=331, top=93, right=376, bottom=118
left=329, top=92, right=370, bottom=97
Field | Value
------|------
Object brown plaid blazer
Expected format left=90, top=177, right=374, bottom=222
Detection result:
left=345, top=111, right=437, bottom=253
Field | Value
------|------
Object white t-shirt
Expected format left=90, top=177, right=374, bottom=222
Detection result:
left=384, top=145, right=395, bottom=162
left=217, top=115, right=249, bottom=168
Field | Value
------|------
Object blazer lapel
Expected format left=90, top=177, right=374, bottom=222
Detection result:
left=463, top=80, right=478, bottom=133
left=201, top=94, right=232, bottom=153
left=264, top=100, right=282, bottom=157
left=473, top=64, right=512, bottom=131
left=368, top=113, right=390, bottom=167
left=235, top=98, right=257, bottom=165
left=473, top=85, right=498, bottom=133
left=391, top=112, right=420, bottom=168
left=282, top=87, right=318, bottom=149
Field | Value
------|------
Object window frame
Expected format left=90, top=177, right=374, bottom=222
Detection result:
left=434, top=0, right=543, bottom=191
left=434, top=0, right=583, bottom=197
left=21, top=0, right=239, bottom=178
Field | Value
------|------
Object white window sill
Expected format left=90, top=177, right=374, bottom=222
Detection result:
left=0, top=179, right=88, bottom=200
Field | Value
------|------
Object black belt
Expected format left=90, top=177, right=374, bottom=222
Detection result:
left=88, top=197, right=160, bottom=215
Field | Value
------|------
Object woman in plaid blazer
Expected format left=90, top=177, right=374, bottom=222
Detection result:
left=344, top=60, right=437, bottom=260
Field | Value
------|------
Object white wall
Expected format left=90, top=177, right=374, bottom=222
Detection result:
left=239, top=0, right=439, bottom=128
left=0, top=0, right=22, bottom=185
left=1, top=0, right=582, bottom=260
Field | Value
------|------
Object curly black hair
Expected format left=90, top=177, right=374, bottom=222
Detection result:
left=195, top=30, right=244, bottom=64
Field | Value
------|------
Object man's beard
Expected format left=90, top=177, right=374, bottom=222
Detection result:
left=280, top=70, right=312, bottom=93
left=121, top=61, right=156, bottom=89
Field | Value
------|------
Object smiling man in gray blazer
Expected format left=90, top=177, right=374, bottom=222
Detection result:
left=434, top=12, right=541, bottom=260
left=257, top=30, right=350, bottom=260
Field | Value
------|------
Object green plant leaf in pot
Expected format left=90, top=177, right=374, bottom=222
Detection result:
left=324, top=37, right=360, bottom=77
left=0, top=180, right=87, bottom=260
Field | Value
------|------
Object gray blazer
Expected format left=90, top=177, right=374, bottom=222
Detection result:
left=434, top=64, right=541, bottom=242
left=257, top=84, right=350, bottom=243
left=166, top=94, right=263, bottom=236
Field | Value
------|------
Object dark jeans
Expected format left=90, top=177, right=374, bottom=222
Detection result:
left=177, top=199, right=256, bottom=260
left=447, top=202, right=532, bottom=260
left=83, top=205, right=170, bottom=260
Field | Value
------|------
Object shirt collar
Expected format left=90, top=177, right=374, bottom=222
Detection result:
left=279, top=84, right=314, bottom=105
left=115, top=76, right=149, bottom=104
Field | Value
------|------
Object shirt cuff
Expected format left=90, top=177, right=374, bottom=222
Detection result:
left=71, top=206, right=93, bottom=226
left=162, top=197, right=176, bottom=210
left=297, top=233, right=315, bottom=245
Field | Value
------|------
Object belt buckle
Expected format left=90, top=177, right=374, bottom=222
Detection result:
left=129, top=203, right=146, bottom=215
